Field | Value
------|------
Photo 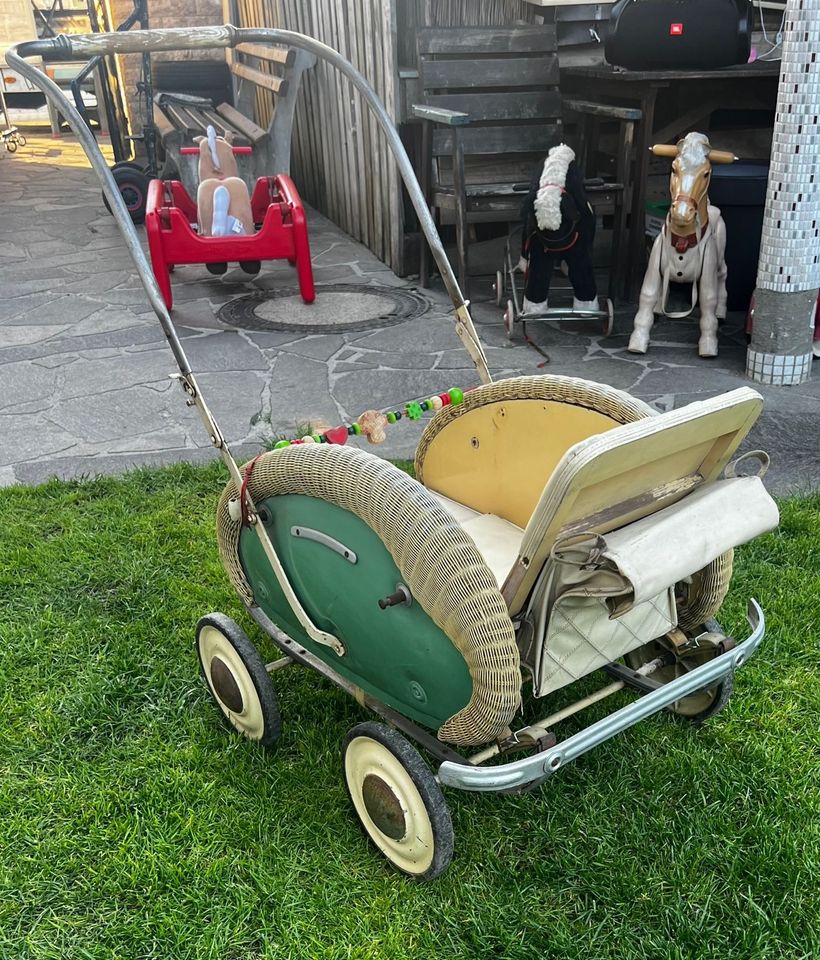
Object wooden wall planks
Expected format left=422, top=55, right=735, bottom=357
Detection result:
left=233, top=0, right=403, bottom=269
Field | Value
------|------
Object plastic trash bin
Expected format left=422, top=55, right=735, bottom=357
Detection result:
left=710, top=160, right=769, bottom=313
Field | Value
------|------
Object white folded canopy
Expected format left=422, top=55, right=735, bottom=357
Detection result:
left=601, top=475, right=779, bottom=607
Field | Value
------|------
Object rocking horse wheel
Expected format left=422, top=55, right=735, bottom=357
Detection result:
left=503, top=300, right=515, bottom=340
left=494, top=270, right=504, bottom=307
left=602, top=299, right=615, bottom=337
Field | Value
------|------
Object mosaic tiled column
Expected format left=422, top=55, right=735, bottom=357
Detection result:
left=747, top=0, right=820, bottom=385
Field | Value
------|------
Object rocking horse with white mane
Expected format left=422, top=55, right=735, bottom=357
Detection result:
left=629, top=133, right=737, bottom=357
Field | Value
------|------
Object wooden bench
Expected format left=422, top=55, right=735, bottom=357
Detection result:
left=413, top=26, right=641, bottom=298
left=153, top=42, right=315, bottom=199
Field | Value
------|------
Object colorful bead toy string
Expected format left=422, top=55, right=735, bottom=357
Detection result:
left=272, top=388, right=467, bottom=448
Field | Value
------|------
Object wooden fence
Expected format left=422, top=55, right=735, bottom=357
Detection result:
left=232, top=0, right=402, bottom=270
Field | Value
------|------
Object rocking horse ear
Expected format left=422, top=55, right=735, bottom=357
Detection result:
left=193, top=136, right=205, bottom=146
left=707, top=149, right=738, bottom=164
left=224, top=130, right=235, bottom=145
left=651, top=144, right=680, bottom=158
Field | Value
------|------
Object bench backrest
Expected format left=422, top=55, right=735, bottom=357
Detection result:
left=154, top=42, right=315, bottom=196
left=416, top=25, right=562, bottom=185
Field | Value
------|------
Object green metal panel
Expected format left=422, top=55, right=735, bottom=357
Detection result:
left=238, top=494, right=473, bottom=732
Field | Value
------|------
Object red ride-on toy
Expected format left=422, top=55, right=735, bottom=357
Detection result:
left=145, top=149, right=315, bottom=310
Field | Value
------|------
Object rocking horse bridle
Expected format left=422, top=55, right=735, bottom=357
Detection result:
left=669, top=191, right=709, bottom=253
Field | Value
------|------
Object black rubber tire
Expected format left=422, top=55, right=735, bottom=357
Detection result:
left=342, top=721, right=454, bottom=881
left=6, top=139, right=17, bottom=153
left=113, top=160, right=146, bottom=174
left=625, top=624, right=735, bottom=724
left=195, top=612, right=281, bottom=747
left=684, top=671, right=734, bottom=724
left=102, top=165, right=150, bottom=225
left=153, top=60, right=234, bottom=107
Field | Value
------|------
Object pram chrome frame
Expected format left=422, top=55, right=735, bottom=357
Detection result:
left=9, top=27, right=766, bottom=796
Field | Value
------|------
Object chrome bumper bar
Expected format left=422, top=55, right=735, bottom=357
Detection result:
left=438, top=599, right=765, bottom=793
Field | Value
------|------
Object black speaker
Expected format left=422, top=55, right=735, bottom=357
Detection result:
left=605, top=0, right=753, bottom=70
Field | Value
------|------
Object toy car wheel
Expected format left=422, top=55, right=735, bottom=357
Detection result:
left=342, top=722, right=453, bottom=881
left=102, top=165, right=150, bottom=225
left=196, top=612, right=281, bottom=746
left=625, top=630, right=734, bottom=723
left=494, top=269, right=504, bottom=306
left=602, top=298, right=615, bottom=336
left=504, top=299, right=515, bottom=340
left=16, top=135, right=26, bottom=147
left=6, top=139, right=17, bottom=153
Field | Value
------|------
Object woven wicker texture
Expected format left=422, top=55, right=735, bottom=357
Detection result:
left=677, top=549, right=733, bottom=632
left=415, top=375, right=732, bottom=627
left=215, top=444, right=521, bottom=746
left=415, top=374, right=657, bottom=475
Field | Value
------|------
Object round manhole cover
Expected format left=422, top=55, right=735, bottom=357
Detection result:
left=217, top=283, right=430, bottom=333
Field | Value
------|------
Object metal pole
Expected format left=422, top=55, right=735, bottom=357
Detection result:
left=747, top=0, right=820, bottom=384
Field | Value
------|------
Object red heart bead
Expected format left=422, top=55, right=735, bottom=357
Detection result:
left=324, top=426, right=349, bottom=445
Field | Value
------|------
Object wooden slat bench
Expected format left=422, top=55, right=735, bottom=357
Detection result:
left=153, top=41, right=315, bottom=199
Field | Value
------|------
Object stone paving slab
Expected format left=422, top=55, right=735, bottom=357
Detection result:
left=1, top=133, right=818, bottom=495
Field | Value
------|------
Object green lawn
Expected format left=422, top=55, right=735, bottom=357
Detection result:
left=1, top=463, right=818, bottom=960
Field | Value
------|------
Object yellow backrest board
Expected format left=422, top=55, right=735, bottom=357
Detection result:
left=416, top=399, right=628, bottom=529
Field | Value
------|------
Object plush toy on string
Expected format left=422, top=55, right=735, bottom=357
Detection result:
left=519, top=143, right=599, bottom=316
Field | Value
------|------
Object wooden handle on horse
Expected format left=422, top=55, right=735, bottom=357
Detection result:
left=650, top=143, right=738, bottom=164
left=707, top=149, right=738, bottom=164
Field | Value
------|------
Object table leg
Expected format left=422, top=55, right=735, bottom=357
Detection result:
left=628, top=88, right=658, bottom=301
left=610, top=117, right=635, bottom=303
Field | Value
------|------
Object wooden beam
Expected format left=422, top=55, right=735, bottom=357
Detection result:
left=417, top=26, right=556, bottom=54
left=215, top=102, right=267, bottom=143
left=420, top=56, right=559, bottom=90
left=236, top=42, right=295, bottom=66
left=231, top=62, right=288, bottom=96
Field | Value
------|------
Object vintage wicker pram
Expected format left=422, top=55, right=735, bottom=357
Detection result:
left=10, top=26, right=778, bottom=882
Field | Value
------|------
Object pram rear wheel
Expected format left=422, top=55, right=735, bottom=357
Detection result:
left=196, top=612, right=281, bottom=746
left=494, top=269, right=504, bottom=307
left=624, top=629, right=734, bottom=723
left=342, top=722, right=453, bottom=881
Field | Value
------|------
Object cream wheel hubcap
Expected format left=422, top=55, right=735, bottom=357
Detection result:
left=345, top=736, right=435, bottom=875
left=199, top=625, right=265, bottom=740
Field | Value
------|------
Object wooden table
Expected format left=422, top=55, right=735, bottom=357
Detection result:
left=562, top=61, right=781, bottom=299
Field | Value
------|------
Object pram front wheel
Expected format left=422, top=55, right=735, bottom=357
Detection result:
left=624, top=629, right=734, bottom=723
left=343, top=722, right=453, bottom=881
left=196, top=612, right=281, bottom=746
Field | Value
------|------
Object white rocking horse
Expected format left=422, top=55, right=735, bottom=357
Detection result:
left=629, top=133, right=736, bottom=358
